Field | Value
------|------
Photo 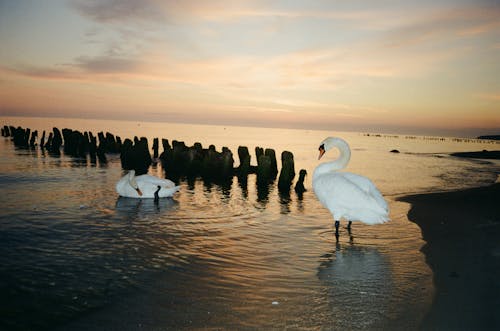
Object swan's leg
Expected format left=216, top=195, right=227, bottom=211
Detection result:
left=334, top=221, right=340, bottom=235
left=347, top=221, right=352, bottom=230
left=154, top=186, right=161, bottom=203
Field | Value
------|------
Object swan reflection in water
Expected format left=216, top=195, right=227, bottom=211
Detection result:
left=317, top=241, right=393, bottom=329
left=115, top=196, right=178, bottom=215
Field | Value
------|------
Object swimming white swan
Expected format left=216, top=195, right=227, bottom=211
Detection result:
left=313, top=137, right=389, bottom=234
left=116, top=170, right=180, bottom=199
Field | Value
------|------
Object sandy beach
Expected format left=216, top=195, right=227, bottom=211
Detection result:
left=399, top=183, right=500, bottom=330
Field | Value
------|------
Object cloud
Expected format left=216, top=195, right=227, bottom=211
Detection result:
left=381, top=5, right=500, bottom=48
left=3, top=65, right=78, bottom=80
left=65, top=0, right=499, bottom=90
left=71, top=0, right=272, bottom=24
left=69, top=0, right=409, bottom=26
left=71, top=0, right=167, bottom=24
left=8, top=1, right=499, bottom=96
left=74, top=55, right=140, bottom=73
left=2, top=53, right=141, bottom=82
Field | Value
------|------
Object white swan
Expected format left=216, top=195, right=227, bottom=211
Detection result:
left=116, top=170, right=180, bottom=199
left=313, top=137, right=389, bottom=234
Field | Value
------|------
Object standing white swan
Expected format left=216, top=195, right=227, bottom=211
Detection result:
left=116, top=170, right=180, bottom=199
left=313, top=137, right=389, bottom=235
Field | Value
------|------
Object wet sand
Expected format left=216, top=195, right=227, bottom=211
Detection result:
left=399, top=183, right=500, bottom=330
left=450, top=150, right=500, bottom=160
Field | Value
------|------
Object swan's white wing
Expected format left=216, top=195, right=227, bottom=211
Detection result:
left=116, top=174, right=140, bottom=197
left=313, top=173, right=367, bottom=217
left=136, top=174, right=176, bottom=188
left=341, top=172, right=388, bottom=212
left=313, top=173, right=389, bottom=224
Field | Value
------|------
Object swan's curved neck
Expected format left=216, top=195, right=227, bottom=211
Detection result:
left=128, top=171, right=138, bottom=189
left=314, top=138, right=351, bottom=177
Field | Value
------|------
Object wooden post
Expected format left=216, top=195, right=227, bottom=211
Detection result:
left=278, top=151, right=295, bottom=192
left=221, top=147, right=234, bottom=178
left=50, top=128, right=63, bottom=154
left=237, top=146, right=251, bottom=177
left=265, top=148, right=278, bottom=178
left=257, top=154, right=272, bottom=185
left=40, top=131, right=46, bottom=149
left=152, top=138, right=159, bottom=159
left=29, top=130, right=37, bottom=148
left=294, top=169, right=307, bottom=194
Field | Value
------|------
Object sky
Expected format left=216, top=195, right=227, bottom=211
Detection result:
left=0, top=0, right=499, bottom=137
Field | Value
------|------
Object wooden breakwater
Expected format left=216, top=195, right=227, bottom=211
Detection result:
left=2, top=125, right=305, bottom=193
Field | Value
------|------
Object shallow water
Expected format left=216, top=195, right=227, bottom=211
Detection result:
left=1, top=118, right=499, bottom=329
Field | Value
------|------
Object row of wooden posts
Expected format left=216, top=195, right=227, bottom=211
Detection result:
left=2, top=125, right=306, bottom=193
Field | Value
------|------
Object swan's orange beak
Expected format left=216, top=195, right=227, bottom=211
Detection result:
left=318, top=146, right=325, bottom=160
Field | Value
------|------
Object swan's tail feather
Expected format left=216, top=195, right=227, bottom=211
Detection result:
left=359, top=215, right=390, bottom=225
left=159, top=185, right=181, bottom=198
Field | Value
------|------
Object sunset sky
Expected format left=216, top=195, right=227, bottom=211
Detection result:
left=0, top=0, right=499, bottom=136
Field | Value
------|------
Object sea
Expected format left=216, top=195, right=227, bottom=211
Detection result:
left=1, top=116, right=499, bottom=330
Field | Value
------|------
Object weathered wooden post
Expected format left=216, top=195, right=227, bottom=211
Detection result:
left=134, top=137, right=151, bottom=174
left=265, top=148, right=278, bottom=179
left=256, top=153, right=272, bottom=185
left=96, top=139, right=107, bottom=164
left=237, top=146, right=251, bottom=177
left=29, top=130, right=37, bottom=147
left=80, top=132, right=90, bottom=157
left=278, top=151, right=295, bottom=192
left=23, top=128, right=30, bottom=147
left=75, top=130, right=85, bottom=157
left=116, top=136, right=122, bottom=150
left=221, top=147, right=234, bottom=178
left=294, top=169, right=307, bottom=194
left=187, top=142, right=204, bottom=176
left=62, top=128, right=72, bottom=154
left=152, top=138, right=159, bottom=159
left=40, top=131, right=46, bottom=149
left=172, top=140, right=188, bottom=173
left=97, top=132, right=106, bottom=150
left=46, top=132, right=53, bottom=150
left=120, top=138, right=133, bottom=169
left=105, top=132, right=119, bottom=153
left=161, top=139, right=171, bottom=154
left=88, top=132, right=97, bottom=157
left=159, top=139, right=172, bottom=168
left=202, top=144, right=217, bottom=179
left=255, top=147, right=264, bottom=165
left=11, top=126, right=28, bottom=147
left=50, top=128, right=63, bottom=154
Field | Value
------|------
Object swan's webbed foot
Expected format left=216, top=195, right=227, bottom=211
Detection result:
left=154, top=186, right=161, bottom=204
left=334, top=221, right=340, bottom=236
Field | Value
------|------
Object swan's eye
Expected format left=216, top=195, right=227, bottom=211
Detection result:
left=319, top=144, right=324, bottom=151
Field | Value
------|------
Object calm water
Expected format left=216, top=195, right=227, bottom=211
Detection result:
left=1, top=117, right=499, bottom=330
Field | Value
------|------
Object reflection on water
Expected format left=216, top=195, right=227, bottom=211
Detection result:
left=318, top=242, right=393, bottom=329
left=115, top=196, right=179, bottom=215
left=1, top=122, right=498, bottom=329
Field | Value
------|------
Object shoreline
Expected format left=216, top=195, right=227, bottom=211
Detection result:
left=398, top=183, right=500, bottom=330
